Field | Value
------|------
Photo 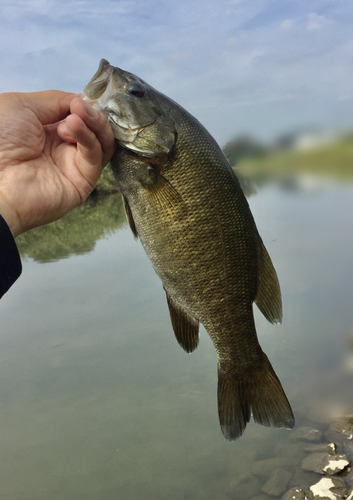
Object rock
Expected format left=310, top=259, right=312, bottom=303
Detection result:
left=227, top=448, right=256, bottom=474
left=302, top=452, right=350, bottom=475
left=303, top=443, right=337, bottom=454
left=252, top=457, right=296, bottom=478
left=227, top=470, right=261, bottom=499
left=282, top=487, right=306, bottom=500
left=331, top=415, right=353, bottom=437
left=204, top=494, right=229, bottom=500
left=262, top=468, right=292, bottom=497
left=346, top=486, right=353, bottom=500
left=292, top=426, right=323, bottom=442
left=322, top=454, right=350, bottom=475
left=274, top=443, right=306, bottom=463
left=336, top=436, right=353, bottom=457
left=289, top=468, right=320, bottom=491
left=307, top=477, right=347, bottom=499
left=324, top=428, right=348, bottom=446
left=302, top=453, right=331, bottom=474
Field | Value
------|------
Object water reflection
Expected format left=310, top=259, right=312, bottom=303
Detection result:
left=16, top=194, right=126, bottom=263
left=1, top=177, right=353, bottom=499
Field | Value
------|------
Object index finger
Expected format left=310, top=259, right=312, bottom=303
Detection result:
left=69, top=98, right=116, bottom=165
left=18, top=90, right=78, bottom=125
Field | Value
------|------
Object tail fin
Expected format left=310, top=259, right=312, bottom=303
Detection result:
left=217, top=354, right=294, bottom=441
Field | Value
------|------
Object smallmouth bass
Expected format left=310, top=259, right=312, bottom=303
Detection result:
left=81, top=59, right=294, bottom=440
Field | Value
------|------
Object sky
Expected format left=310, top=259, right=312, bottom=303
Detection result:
left=1, top=0, right=353, bottom=146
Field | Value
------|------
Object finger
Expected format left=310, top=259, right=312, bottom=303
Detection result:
left=18, top=90, right=78, bottom=125
left=69, top=98, right=116, bottom=165
left=58, top=113, right=103, bottom=165
left=57, top=114, right=93, bottom=146
left=57, top=113, right=107, bottom=191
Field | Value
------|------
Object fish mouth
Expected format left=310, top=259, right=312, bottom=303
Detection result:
left=79, top=59, right=114, bottom=108
left=87, top=58, right=112, bottom=85
left=80, top=59, right=172, bottom=158
left=80, top=59, right=146, bottom=134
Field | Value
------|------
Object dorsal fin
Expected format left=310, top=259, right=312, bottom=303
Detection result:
left=164, top=288, right=199, bottom=353
left=254, top=234, right=282, bottom=324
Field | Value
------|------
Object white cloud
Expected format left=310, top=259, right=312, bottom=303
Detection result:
left=1, top=0, right=133, bottom=21
left=0, top=0, right=352, bottom=143
left=280, top=19, right=294, bottom=30
left=306, top=12, right=333, bottom=30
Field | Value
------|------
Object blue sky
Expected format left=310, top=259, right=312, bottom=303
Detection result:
left=1, top=0, right=353, bottom=145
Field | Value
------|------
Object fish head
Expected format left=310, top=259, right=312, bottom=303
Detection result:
left=80, top=59, right=176, bottom=159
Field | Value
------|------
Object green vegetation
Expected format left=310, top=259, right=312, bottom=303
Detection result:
left=16, top=194, right=126, bottom=263
left=226, top=137, right=353, bottom=181
left=16, top=137, right=353, bottom=263
left=223, top=136, right=268, bottom=166
left=98, top=137, right=353, bottom=195
left=94, top=163, right=120, bottom=194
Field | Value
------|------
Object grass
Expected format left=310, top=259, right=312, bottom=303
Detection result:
left=232, top=138, right=353, bottom=181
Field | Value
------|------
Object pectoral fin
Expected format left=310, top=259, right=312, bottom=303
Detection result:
left=164, top=289, right=199, bottom=353
left=144, top=166, right=184, bottom=210
left=254, top=234, right=282, bottom=324
left=122, top=195, right=138, bottom=239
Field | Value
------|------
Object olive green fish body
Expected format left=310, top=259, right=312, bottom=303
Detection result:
left=114, top=109, right=258, bottom=350
left=81, top=60, right=294, bottom=440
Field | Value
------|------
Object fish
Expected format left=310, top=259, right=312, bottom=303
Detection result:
left=81, top=59, right=295, bottom=440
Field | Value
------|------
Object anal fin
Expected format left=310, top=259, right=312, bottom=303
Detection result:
left=164, top=289, right=199, bottom=353
left=254, top=233, right=282, bottom=324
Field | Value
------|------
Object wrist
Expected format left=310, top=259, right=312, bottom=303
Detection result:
left=0, top=193, right=22, bottom=237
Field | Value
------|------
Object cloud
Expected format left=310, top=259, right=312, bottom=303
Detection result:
left=306, top=12, right=333, bottom=30
left=280, top=19, right=294, bottom=30
left=0, top=0, right=352, bottom=144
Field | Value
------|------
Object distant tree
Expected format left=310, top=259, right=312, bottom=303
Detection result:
left=223, top=135, right=267, bottom=166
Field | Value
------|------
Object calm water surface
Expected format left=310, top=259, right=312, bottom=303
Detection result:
left=1, top=179, right=353, bottom=499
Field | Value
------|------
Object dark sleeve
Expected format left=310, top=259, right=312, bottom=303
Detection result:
left=0, top=215, right=22, bottom=298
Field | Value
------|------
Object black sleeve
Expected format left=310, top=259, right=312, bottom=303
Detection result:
left=0, top=215, right=22, bottom=298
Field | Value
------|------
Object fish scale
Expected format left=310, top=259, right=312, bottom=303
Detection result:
left=81, top=59, right=294, bottom=440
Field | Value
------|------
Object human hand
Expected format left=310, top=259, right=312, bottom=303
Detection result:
left=0, top=91, right=116, bottom=237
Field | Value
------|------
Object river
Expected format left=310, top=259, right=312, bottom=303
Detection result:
left=1, top=177, right=353, bottom=499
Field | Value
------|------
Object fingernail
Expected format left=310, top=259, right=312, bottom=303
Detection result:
left=85, top=102, right=99, bottom=119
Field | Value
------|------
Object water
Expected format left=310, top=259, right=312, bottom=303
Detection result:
left=1, top=180, right=353, bottom=499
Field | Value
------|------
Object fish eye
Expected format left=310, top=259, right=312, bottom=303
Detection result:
left=126, top=82, right=145, bottom=98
